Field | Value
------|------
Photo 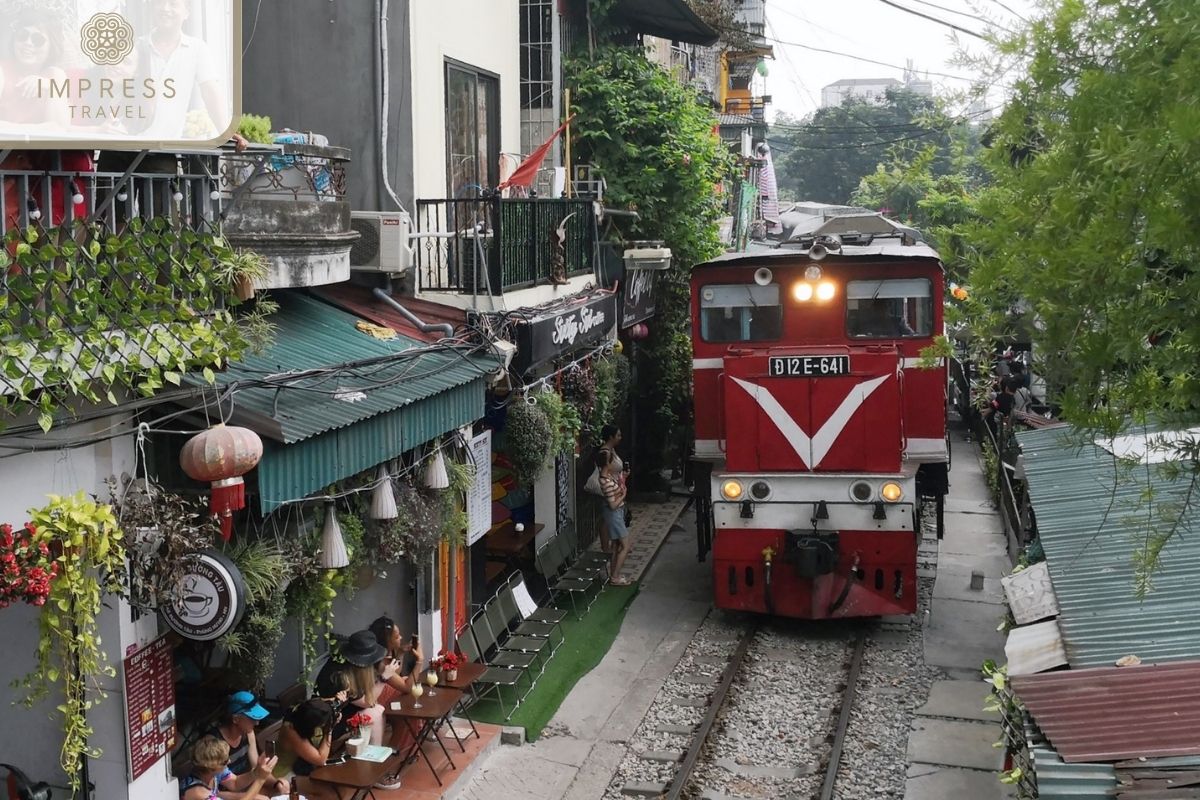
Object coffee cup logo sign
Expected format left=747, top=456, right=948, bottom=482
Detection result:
left=160, top=551, right=246, bottom=641
left=0, top=0, right=240, bottom=147
left=552, top=306, right=607, bottom=346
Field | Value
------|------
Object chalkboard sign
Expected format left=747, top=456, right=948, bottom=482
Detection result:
left=467, top=431, right=493, bottom=545
left=555, top=452, right=572, bottom=533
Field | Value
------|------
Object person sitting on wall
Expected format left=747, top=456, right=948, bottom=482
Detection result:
left=205, top=692, right=289, bottom=797
left=271, top=698, right=334, bottom=785
left=313, top=630, right=388, bottom=746
left=181, top=735, right=276, bottom=800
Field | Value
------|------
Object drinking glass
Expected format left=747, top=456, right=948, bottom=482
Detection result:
left=425, top=669, right=438, bottom=697
left=410, top=681, right=424, bottom=709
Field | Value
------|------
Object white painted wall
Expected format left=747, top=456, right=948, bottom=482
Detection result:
left=0, top=415, right=160, bottom=799
left=409, top=0, right=521, bottom=201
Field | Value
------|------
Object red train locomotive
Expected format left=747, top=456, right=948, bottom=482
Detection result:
left=690, top=226, right=949, bottom=619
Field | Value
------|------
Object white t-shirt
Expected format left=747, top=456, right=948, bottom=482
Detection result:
left=141, top=33, right=221, bottom=138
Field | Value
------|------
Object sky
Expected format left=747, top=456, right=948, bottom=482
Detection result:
left=761, top=0, right=1036, bottom=121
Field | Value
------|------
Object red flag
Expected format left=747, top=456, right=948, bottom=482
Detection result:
left=498, top=114, right=576, bottom=191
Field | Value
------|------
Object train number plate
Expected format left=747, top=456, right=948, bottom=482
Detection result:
left=768, top=355, right=850, bottom=377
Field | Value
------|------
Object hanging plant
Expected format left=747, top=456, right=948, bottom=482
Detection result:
left=283, top=568, right=338, bottom=683
left=563, top=363, right=599, bottom=433
left=13, top=493, right=126, bottom=797
left=109, top=476, right=217, bottom=609
left=535, top=389, right=583, bottom=456
left=219, top=538, right=292, bottom=691
left=504, top=399, right=553, bottom=486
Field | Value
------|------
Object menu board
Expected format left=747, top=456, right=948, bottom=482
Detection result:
left=122, top=635, right=176, bottom=781
left=467, top=430, right=493, bottom=545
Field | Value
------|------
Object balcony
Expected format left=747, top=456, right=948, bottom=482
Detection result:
left=0, top=150, right=256, bottom=424
left=413, top=197, right=596, bottom=295
left=218, top=142, right=358, bottom=289
left=724, top=96, right=769, bottom=123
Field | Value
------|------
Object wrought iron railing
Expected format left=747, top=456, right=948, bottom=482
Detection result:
left=413, top=196, right=596, bottom=294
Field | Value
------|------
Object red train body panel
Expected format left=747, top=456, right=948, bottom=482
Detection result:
left=691, top=238, right=948, bottom=619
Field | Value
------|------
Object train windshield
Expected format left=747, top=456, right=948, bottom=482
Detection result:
left=699, top=284, right=783, bottom=343
left=846, top=279, right=933, bottom=338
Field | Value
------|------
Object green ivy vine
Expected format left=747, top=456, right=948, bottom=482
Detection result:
left=13, top=493, right=126, bottom=797
left=0, top=219, right=276, bottom=433
left=568, top=45, right=732, bottom=485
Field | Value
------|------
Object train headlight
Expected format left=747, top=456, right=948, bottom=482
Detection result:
left=804, top=265, right=822, bottom=281
left=792, top=282, right=814, bottom=302
left=816, top=281, right=837, bottom=301
left=750, top=481, right=771, bottom=500
left=849, top=480, right=874, bottom=503
left=721, top=480, right=744, bottom=501
left=881, top=482, right=903, bottom=502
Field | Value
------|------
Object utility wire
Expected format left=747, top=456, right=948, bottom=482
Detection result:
left=901, top=0, right=1014, bottom=32
left=868, top=0, right=988, bottom=39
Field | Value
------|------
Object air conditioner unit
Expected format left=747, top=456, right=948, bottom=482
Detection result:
left=350, top=211, right=414, bottom=273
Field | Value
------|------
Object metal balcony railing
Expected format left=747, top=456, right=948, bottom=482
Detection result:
left=413, top=196, right=596, bottom=294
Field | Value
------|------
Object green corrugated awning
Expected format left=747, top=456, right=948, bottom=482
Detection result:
left=187, top=291, right=494, bottom=513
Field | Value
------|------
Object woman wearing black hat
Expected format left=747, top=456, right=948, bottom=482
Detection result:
left=313, top=630, right=388, bottom=746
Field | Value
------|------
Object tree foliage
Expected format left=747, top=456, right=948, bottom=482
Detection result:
left=964, top=0, right=1200, bottom=429
left=569, top=46, right=731, bottom=484
left=962, top=0, right=1200, bottom=585
left=769, top=89, right=958, bottom=204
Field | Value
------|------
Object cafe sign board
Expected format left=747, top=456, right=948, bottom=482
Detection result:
left=160, top=550, right=246, bottom=641
left=621, top=266, right=658, bottom=328
left=0, top=0, right=241, bottom=148
left=122, top=634, right=176, bottom=781
left=511, top=291, right=617, bottom=375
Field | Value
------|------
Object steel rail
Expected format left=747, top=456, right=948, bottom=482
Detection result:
left=820, top=632, right=869, bottom=800
left=664, top=621, right=758, bottom=800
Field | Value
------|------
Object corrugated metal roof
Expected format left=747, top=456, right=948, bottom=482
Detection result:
left=191, top=291, right=493, bottom=444
left=1030, top=742, right=1117, bottom=799
left=1006, top=618, right=1068, bottom=676
left=1017, top=425, right=1200, bottom=667
left=1013, top=661, right=1200, bottom=763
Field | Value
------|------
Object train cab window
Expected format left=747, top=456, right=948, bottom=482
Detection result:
left=846, top=279, right=933, bottom=338
left=699, top=284, right=783, bottom=343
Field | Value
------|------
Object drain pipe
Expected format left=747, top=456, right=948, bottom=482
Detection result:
left=372, top=286, right=454, bottom=340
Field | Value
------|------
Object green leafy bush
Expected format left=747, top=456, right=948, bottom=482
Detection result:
left=504, top=399, right=553, bottom=487
left=237, top=113, right=274, bottom=144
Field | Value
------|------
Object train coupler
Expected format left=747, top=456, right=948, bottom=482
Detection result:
left=784, top=530, right=839, bottom=578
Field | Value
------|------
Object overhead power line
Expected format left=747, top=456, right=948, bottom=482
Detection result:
left=867, top=0, right=988, bottom=39
left=901, top=0, right=1014, bottom=32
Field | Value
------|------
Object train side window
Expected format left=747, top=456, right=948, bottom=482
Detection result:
left=699, top=284, right=783, bottom=343
left=846, top=279, right=933, bottom=338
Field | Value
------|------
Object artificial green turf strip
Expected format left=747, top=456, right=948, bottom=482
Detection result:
left=468, top=583, right=641, bottom=740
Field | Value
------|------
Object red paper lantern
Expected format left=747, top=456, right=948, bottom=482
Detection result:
left=179, top=424, right=263, bottom=541
left=629, top=323, right=650, bottom=340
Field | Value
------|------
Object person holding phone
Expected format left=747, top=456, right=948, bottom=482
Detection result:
left=272, top=698, right=335, bottom=783
left=368, top=616, right=425, bottom=705
left=206, top=691, right=289, bottom=797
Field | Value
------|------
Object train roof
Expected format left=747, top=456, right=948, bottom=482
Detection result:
left=693, top=239, right=943, bottom=271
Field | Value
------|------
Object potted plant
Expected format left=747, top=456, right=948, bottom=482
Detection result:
left=433, top=649, right=463, bottom=682
left=345, top=711, right=373, bottom=756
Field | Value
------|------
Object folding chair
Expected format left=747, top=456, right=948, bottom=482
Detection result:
left=507, top=571, right=568, bottom=626
left=555, top=532, right=606, bottom=581
left=469, top=607, right=541, bottom=672
left=562, top=521, right=610, bottom=571
left=496, top=581, right=563, bottom=653
left=484, top=599, right=552, bottom=669
left=456, top=621, right=524, bottom=721
left=536, top=538, right=597, bottom=616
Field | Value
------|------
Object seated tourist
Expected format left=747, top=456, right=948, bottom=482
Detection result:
left=205, top=691, right=288, bottom=797
left=368, top=616, right=425, bottom=704
left=181, top=735, right=276, bottom=800
left=313, top=630, right=387, bottom=745
left=272, top=698, right=334, bottom=782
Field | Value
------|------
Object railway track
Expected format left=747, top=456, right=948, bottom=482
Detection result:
left=609, top=616, right=874, bottom=800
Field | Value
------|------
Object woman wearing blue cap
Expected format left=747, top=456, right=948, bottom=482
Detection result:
left=208, top=691, right=288, bottom=796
